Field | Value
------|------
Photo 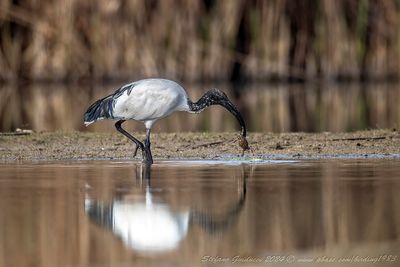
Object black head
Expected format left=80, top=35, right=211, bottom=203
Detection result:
left=190, top=88, right=247, bottom=137
left=206, top=88, right=229, bottom=103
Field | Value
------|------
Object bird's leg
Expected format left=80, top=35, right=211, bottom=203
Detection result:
left=143, top=128, right=153, bottom=164
left=115, top=120, right=145, bottom=159
left=144, top=128, right=151, bottom=148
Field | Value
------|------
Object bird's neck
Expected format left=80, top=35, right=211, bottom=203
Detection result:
left=187, top=92, right=213, bottom=113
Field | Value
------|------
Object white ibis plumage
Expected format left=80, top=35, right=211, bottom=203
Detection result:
left=84, top=78, right=248, bottom=164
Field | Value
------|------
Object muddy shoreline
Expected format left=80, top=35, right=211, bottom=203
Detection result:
left=0, top=129, right=399, bottom=162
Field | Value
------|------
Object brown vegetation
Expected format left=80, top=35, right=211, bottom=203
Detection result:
left=1, top=0, right=400, bottom=82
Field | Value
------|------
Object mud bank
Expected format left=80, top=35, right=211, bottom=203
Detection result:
left=0, top=130, right=399, bottom=161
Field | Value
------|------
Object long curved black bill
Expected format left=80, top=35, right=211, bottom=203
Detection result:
left=220, top=99, right=247, bottom=137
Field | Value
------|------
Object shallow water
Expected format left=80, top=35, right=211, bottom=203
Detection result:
left=0, top=160, right=399, bottom=267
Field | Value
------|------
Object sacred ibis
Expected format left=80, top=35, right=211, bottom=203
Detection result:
left=84, top=78, right=249, bottom=164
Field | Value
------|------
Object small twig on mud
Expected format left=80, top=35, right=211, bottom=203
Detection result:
left=331, top=136, right=386, bottom=141
left=190, top=141, right=225, bottom=149
left=0, top=132, right=32, bottom=136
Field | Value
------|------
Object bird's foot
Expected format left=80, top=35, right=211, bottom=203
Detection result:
left=141, top=147, right=153, bottom=165
left=143, top=158, right=154, bottom=165
left=133, top=145, right=139, bottom=158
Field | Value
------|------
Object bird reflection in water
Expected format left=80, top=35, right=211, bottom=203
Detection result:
left=84, top=164, right=247, bottom=254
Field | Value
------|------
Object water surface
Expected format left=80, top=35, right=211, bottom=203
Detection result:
left=0, top=160, right=399, bottom=267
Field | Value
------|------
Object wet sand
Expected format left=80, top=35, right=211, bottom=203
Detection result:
left=0, top=129, right=399, bottom=161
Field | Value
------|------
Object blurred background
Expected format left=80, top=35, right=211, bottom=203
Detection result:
left=0, top=0, right=399, bottom=133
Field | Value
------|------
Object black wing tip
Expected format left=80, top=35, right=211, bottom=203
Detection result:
left=84, top=97, right=114, bottom=124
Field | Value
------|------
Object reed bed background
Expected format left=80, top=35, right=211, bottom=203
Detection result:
left=1, top=0, right=400, bottom=83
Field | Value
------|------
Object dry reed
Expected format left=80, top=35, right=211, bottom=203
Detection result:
left=0, top=0, right=399, bottom=82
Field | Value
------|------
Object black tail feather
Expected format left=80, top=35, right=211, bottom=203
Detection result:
left=84, top=96, right=114, bottom=124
